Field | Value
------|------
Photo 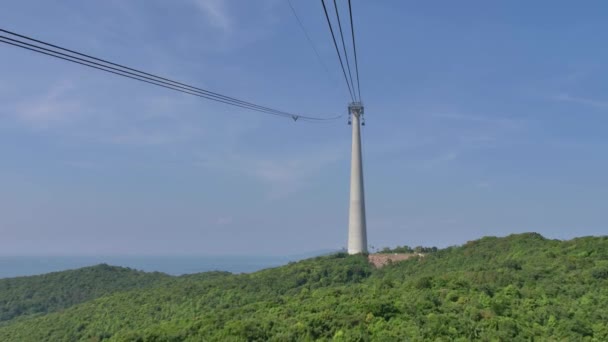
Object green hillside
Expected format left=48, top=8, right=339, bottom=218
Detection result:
left=1, top=233, right=607, bottom=341
left=0, top=264, right=170, bottom=324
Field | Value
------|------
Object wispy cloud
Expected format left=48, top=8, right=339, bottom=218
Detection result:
left=251, top=154, right=337, bottom=199
left=198, top=146, right=343, bottom=199
left=553, top=93, right=608, bottom=109
left=419, top=151, right=460, bottom=169
left=431, top=112, right=523, bottom=127
left=11, top=82, right=82, bottom=130
left=216, top=216, right=234, bottom=226
left=188, top=0, right=283, bottom=52
left=103, top=125, right=200, bottom=146
left=63, top=160, right=98, bottom=169
left=193, top=0, right=233, bottom=33
left=2, top=77, right=212, bottom=147
left=474, top=181, right=492, bottom=189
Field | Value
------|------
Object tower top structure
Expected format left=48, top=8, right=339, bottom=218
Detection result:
left=349, top=101, right=364, bottom=114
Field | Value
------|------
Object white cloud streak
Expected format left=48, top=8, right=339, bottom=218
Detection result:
left=10, top=82, right=82, bottom=130
left=554, top=93, right=608, bottom=110
left=198, top=147, right=343, bottom=199
left=431, top=112, right=523, bottom=128
left=193, top=0, right=233, bottom=33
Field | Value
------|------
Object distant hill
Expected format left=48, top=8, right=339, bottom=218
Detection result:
left=0, top=264, right=170, bottom=323
left=1, top=233, right=607, bottom=341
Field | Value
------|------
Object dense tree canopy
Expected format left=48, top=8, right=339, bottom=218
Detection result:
left=1, top=233, right=607, bottom=341
left=0, top=264, right=170, bottom=324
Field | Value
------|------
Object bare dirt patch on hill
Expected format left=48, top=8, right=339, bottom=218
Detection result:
left=368, top=253, right=423, bottom=268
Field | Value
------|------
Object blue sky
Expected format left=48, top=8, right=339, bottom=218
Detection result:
left=1, top=0, right=607, bottom=256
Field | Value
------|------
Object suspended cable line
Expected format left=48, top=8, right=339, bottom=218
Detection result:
left=0, top=29, right=288, bottom=118
left=332, top=0, right=357, bottom=102
left=0, top=28, right=341, bottom=122
left=285, top=0, right=334, bottom=83
left=348, top=0, right=362, bottom=101
left=320, top=0, right=355, bottom=102
left=0, top=35, right=287, bottom=118
left=0, top=37, right=292, bottom=119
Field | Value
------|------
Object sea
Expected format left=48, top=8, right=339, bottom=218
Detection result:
left=0, top=253, right=328, bottom=279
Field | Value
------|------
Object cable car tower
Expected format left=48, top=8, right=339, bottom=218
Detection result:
left=347, top=102, right=367, bottom=254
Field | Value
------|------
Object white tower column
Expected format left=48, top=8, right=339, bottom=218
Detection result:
left=348, top=102, right=367, bottom=254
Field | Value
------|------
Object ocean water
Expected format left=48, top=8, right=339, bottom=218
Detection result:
left=0, top=255, right=308, bottom=279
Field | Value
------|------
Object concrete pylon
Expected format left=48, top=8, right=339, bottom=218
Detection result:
left=347, top=102, right=367, bottom=254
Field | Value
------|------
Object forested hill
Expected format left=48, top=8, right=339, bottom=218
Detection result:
left=1, top=233, right=607, bottom=341
left=0, top=264, right=170, bottom=323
